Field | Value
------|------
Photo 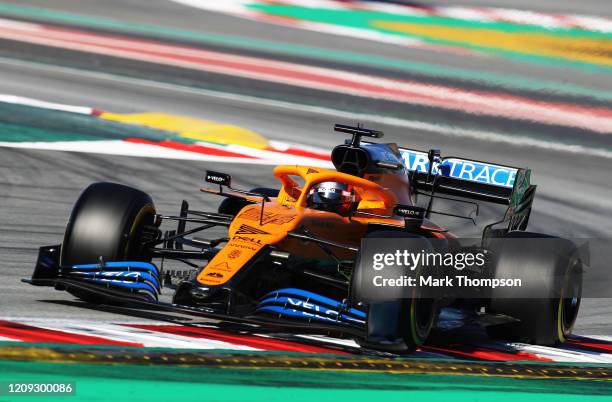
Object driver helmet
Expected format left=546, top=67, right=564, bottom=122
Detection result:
left=306, top=181, right=355, bottom=215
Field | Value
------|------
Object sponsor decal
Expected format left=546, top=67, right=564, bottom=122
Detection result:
left=400, top=149, right=517, bottom=188
left=315, top=186, right=339, bottom=194
left=394, top=204, right=425, bottom=219
left=75, top=271, right=147, bottom=285
left=211, top=262, right=232, bottom=272
left=232, top=235, right=264, bottom=245
left=229, top=243, right=257, bottom=251
left=235, top=224, right=270, bottom=235
left=99, top=271, right=140, bottom=278
left=239, top=209, right=295, bottom=225
left=286, top=297, right=339, bottom=322
left=306, top=168, right=319, bottom=174
left=228, top=249, right=241, bottom=259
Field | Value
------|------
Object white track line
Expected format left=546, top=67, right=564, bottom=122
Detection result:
left=0, top=140, right=333, bottom=167
left=508, top=343, right=612, bottom=363
left=0, top=94, right=95, bottom=115
left=588, top=335, right=612, bottom=342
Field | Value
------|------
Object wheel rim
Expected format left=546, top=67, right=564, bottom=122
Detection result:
left=125, top=203, right=156, bottom=260
left=559, top=260, right=582, bottom=339
left=561, top=277, right=581, bottom=332
left=411, top=298, right=436, bottom=343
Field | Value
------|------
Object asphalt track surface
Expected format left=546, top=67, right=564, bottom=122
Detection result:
left=0, top=0, right=611, bottom=337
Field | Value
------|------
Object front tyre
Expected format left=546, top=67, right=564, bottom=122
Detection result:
left=363, top=297, right=436, bottom=353
left=353, top=230, right=438, bottom=353
left=61, top=182, right=156, bottom=266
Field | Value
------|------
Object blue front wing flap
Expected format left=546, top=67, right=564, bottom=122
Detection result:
left=255, top=288, right=366, bottom=326
left=62, top=261, right=161, bottom=301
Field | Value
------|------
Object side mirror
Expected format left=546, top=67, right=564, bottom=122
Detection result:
left=205, top=171, right=231, bottom=187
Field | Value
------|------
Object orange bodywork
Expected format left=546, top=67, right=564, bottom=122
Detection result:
left=197, top=165, right=443, bottom=286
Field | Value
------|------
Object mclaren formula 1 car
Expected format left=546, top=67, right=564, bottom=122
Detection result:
left=25, top=124, right=583, bottom=352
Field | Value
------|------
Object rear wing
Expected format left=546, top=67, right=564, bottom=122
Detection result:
left=399, top=148, right=531, bottom=206
left=399, top=148, right=536, bottom=232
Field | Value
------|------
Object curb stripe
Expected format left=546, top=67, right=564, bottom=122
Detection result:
left=124, top=138, right=258, bottom=159
left=267, top=146, right=330, bottom=161
left=509, top=343, right=612, bottom=363
left=125, top=324, right=347, bottom=354
left=422, top=344, right=551, bottom=362
left=0, top=140, right=270, bottom=163
left=567, top=339, right=612, bottom=353
left=0, top=95, right=333, bottom=165
left=9, top=320, right=260, bottom=350
left=2, top=319, right=612, bottom=362
left=100, top=111, right=270, bottom=149
left=0, top=320, right=143, bottom=346
left=224, top=143, right=332, bottom=165
left=0, top=139, right=334, bottom=166
left=59, top=322, right=258, bottom=350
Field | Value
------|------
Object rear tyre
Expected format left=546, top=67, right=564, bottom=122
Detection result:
left=60, top=182, right=156, bottom=303
left=353, top=230, right=438, bottom=353
left=486, top=232, right=582, bottom=345
left=218, top=187, right=279, bottom=216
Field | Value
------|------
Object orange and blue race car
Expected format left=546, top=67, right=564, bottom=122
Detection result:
left=25, top=124, right=584, bottom=353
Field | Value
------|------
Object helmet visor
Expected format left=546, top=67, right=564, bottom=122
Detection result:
left=308, top=182, right=353, bottom=206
